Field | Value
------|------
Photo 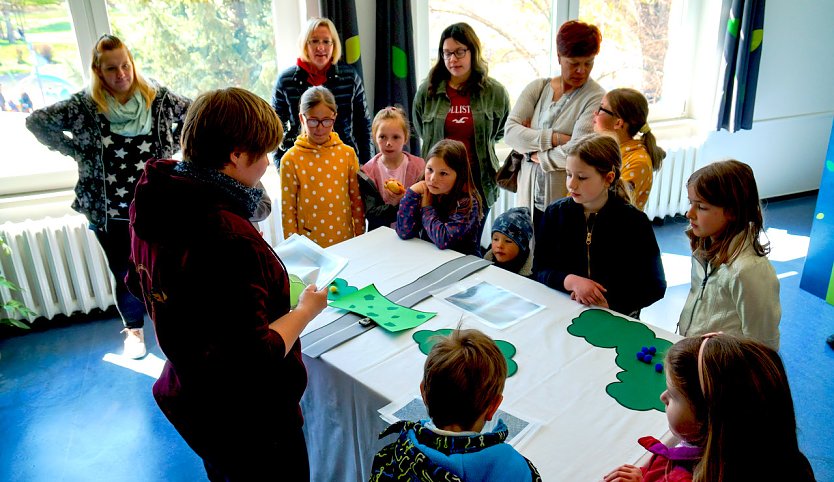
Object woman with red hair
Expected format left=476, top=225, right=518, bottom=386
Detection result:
left=505, top=20, right=605, bottom=228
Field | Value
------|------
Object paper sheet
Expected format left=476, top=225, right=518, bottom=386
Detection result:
left=378, top=396, right=540, bottom=448
left=273, top=234, right=348, bottom=290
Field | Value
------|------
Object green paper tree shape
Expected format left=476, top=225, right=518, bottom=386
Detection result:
left=567, top=309, right=672, bottom=412
left=412, top=329, right=519, bottom=378
left=329, top=284, right=436, bottom=332
left=327, top=278, right=358, bottom=301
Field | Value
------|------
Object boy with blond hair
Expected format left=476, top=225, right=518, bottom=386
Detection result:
left=370, top=329, right=541, bottom=481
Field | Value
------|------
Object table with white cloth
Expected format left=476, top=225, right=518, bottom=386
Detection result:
left=299, top=227, right=676, bottom=481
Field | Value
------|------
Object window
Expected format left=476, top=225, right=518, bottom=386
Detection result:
left=107, top=1, right=277, bottom=101
left=0, top=0, right=83, bottom=199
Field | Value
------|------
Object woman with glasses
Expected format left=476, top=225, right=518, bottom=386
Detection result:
left=505, top=20, right=605, bottom=228
left=279, top=86, right=365, bottom=248
left=413, top=22, right=510, bottom=225
left=272, top=17, right=373, bottom=167
left=25, top=34, right=191, bottom=360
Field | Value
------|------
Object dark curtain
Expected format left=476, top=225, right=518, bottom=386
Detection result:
left=319, top=0, right=365, bottom=80
left=716, top=0, right=766, bottom=132
left=374, top=0, right=419, bottom=155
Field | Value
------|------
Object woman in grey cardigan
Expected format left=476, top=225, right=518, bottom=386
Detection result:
left=504, top=20, right=605, bottom=227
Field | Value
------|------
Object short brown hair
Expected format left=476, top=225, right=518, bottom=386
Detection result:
left=556, top=20, right=602, bottom=58
left=181, top=87, right=283, bottom=169
left=422, top=329, right=506, bottom=429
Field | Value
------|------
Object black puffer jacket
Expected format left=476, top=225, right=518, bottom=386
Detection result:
left=271, top=63, right=373, bottom=165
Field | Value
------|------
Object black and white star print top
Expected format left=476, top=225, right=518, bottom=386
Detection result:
left=100, top=116, right=158, bottom=220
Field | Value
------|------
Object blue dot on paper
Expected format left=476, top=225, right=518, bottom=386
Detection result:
left=637, top=352, right=645, bottom=361
left=655, top=363, right=664, bottom=373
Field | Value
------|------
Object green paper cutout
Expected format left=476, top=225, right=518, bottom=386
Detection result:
left=392, top=46, right=407, bottom=79
left=413, top=329, right=518, bottom=377
left=289, top=274, right=305, bottom=309
left=327, top=278, right=358, bottom=301
left=567, top=310, right=672, bottom=412
left=825, top=160, right=834, bottom=172
left=727, top=17, right=740, bottom=37
left=750, top=29, right=763, bottom=52
left=329, top=284, right=436, bottom=332
left=345, top=35, right=361, bottom=64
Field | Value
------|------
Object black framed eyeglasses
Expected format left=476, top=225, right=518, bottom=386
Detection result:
left=304, top=117, right=335, bottom=128
left=441, top=48, right=469, bottom=60
left=596, top=105, right=617, bottom=117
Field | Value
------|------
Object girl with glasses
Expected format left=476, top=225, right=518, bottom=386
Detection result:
left=279, top=86, right=365, bottom=248
left=412, top=22, right=510, bottom=239
left=593, top=88, right=666, bottom=211
left=272, top=17, right=373, bottom=168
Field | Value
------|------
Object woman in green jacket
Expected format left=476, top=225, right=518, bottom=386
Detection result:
left=412, top=22, right=510, bottom=214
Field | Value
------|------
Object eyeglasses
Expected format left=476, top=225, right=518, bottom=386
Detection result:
left=596, top=105, right=617, bottom=117
left=304, top=117, right=335, bottom=128
left=441, top=48, right=469, bottom=60
left=307, top=39, right=334, bottom=47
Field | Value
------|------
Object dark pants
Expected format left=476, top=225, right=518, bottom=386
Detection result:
left=202, top=426, right=310, bottom=482
left=93, top=219, right=146, bottom=329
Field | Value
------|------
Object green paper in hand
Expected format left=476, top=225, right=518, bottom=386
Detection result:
left=329, top=284, right=436, bottom=332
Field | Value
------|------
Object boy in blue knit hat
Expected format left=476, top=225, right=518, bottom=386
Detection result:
left=484, top=207, right=534, bottom=277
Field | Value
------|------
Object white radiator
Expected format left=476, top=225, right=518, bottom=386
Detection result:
left=644, top=141, right=702, bottom=221
left=0, top=215, right=114, bottom=322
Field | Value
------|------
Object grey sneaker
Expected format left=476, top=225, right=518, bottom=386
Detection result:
left=122, top=328, right=147, bottom=359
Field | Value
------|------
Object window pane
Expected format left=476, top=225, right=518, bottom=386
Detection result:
left=107, top=0, right=277, bottom=101
left=1, top=1, right=83, bottom=197
left=428, top=0, right=554, bottom=103
left=578, top=0, right=684, bottom=119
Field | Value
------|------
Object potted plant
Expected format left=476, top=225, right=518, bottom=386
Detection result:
left=1, top=235, right=33, bottom=330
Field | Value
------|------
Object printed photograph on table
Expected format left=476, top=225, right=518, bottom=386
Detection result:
left=378, top=396, right=540, bottom=448
left=436, top=281, right=544, bottom=329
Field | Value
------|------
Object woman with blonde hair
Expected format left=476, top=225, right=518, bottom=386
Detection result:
left=272, top=17, right=373, bottom=165
left=26, top=34, right=191, bottom=359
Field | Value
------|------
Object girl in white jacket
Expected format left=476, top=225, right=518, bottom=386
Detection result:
left=678, top=160, right=780, bottom=350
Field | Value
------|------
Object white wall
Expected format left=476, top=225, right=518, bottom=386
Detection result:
left=697, top=0, right=834, bottom=197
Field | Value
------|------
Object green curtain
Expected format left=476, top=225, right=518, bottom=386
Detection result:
left=318, top=0, right=364, bottom=79
left=373, top=0, right=419, bottom=155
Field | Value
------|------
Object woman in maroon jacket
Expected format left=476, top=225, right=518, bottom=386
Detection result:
left=128, top=87, right=327, bottom=481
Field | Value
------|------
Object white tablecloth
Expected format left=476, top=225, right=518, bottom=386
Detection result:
left=300, top=227, right=675, bottom=481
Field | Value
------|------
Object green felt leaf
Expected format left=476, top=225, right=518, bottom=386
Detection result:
left=412, top=329, right=519, bottom=378
left=567, top=310, right=671, bottom=412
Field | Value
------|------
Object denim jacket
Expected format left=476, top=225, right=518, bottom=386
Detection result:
left=412, top=77, right=510, bottom=207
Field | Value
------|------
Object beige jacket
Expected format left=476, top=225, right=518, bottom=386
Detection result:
left=505, top=77, right=605, bottom=211
left=678, top=240, right=781, bottom=350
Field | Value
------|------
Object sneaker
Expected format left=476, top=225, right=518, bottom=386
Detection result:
left=122, top=328, right=147, bottom=359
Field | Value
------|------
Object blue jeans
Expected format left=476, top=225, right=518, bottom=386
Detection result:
left=93, top=219, right=146, bottom=329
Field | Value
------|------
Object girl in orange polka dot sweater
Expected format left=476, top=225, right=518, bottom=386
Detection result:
left=280, top=86, right=365, bottom=248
